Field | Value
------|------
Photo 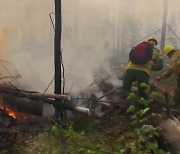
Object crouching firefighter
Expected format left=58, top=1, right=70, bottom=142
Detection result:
left=155, top=45, right=180, bottom=107
left=123, top=37, right=163, bottom=100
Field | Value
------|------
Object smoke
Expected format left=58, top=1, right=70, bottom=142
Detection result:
left=0, top=29, right=10, bottom=58
left=0, top=0, right=180, bottom=95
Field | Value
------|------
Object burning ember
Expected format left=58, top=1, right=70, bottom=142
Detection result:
left=4, top=108, right=16, bottom=119
left=0, top=106, right=17, bottom=128
left=0, top=107, right=16, bottom=119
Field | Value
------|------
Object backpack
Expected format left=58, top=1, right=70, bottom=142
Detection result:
left=129, top=42, right=153, bottom=64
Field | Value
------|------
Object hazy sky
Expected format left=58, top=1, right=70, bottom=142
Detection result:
left=0, top=0, right=179, bottom=93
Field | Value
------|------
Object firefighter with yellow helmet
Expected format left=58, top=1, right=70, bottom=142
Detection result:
left=155, top=45, right=180, bottom=107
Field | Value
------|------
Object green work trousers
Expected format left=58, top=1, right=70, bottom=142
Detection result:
left=123, top=69, right=150, bottom=100
left=174, top=76, right=180, bottom=107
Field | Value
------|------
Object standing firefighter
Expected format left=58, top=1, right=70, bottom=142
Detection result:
left=155, top=45, right=180, bottom=107
left=123, top=37, right=163, bottom=99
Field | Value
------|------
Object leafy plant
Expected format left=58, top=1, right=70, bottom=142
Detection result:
left=119, top=83, right=167, bottom=153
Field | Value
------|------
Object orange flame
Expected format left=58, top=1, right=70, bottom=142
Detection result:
left=6, top=108, right=17, bottom=119
left=0, top=106, right=16, bottom=119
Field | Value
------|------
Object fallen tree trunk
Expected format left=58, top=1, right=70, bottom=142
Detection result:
left=1, top=94, right=44, bottom=116
left=1, top=93, right=93, bottom=117
left=153, top=114, right=180, bottom=153
left=0, top=84, right=93, bottom=117
left=0, top=86, right=111, bottom=116
left=0, top=86, right=70, bottom=100
left=160, top=118, right=180, bottom=153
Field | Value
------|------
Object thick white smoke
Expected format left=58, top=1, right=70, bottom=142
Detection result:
left=0, top=0, right=179, bottom=95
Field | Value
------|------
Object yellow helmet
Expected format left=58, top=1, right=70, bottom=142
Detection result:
left=163, top=45, right=174, bottom=55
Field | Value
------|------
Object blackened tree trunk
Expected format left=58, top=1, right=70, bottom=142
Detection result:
left=54, top=0, right=61, bottom=95
left=54, top=0, right=64, bottom=121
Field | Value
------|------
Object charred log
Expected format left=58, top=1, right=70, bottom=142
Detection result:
left=0, top=108, right=14, bottom=128
left=0, top=86, right=71, bottom=116
left=1, top=94, right=43, bottom=116
left=0, top=93, right=91, bottom=117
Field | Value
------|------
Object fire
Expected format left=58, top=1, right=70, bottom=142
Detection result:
left=0, top=106, right=17, bottom=119
left=5, top=108, right=17, bottom=119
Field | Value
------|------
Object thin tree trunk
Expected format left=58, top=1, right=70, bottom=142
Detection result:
left=160, top=0, right=168, bottom=51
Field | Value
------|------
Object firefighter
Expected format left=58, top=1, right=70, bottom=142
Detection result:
left=155, top=45, right=180, bottom=107
left=123, top=37, right=163, bottom=99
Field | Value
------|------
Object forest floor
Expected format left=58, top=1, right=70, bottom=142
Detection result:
left=0, top=76, right=178, bottom=154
